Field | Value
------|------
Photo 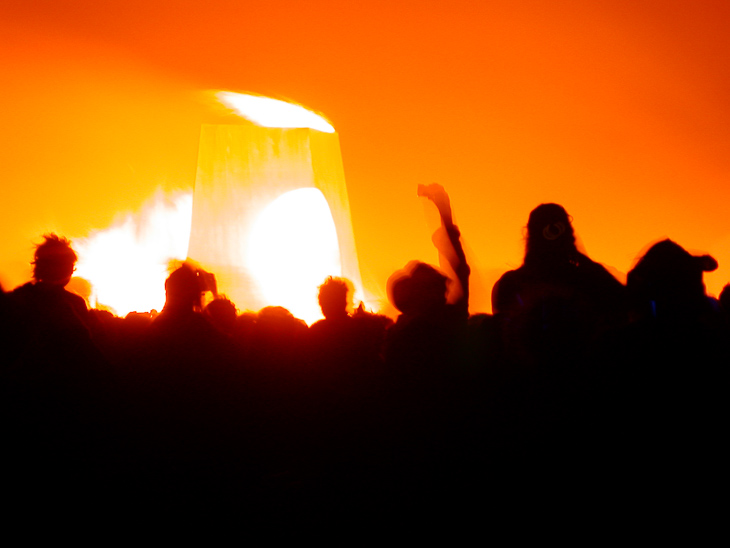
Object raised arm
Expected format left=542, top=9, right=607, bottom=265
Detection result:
left=418, top=184, right=470, bottom=312
left=418, top=183, right=454, bottom=229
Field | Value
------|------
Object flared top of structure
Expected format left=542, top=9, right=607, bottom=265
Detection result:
left=216, top=91, right=335, bottom=134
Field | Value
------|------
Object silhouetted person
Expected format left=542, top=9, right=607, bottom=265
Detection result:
left=379, top=185, right=475, bottom=499
left=492, top=203, right=624, bottom=368
left=248, top=305, right=308, bottom=369
left=620, top=238, right=724, bottom=367
left=204, top=296, right=239, bottom=338
left=318, top=276, right=350, bottom=320
left=597, top=239, right=727, bottom=508
left=120, top=264, right=247, bottom=501
left=4, top=234, right=110, bottom=497
left=145, top=263, right=235, bottom=369
left=627, top=239, right=719, bottom=325
left=488, top=205, right=625, bottom=486
left=308, top=276, right=359, bottom=364
left=5, top=234, right=107, bottom=374
left=307, top=275, right=390, bottom=392
left=385, top=184, right=470, bottom=370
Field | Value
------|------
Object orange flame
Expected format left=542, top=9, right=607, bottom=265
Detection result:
left=74, top=191, right=193, bottom=316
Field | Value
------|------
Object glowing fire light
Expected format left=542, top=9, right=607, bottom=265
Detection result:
left=217, top=91, right=335, bottom=133
left=72, top=92, right=365, bottom=322
left=74, top=191, right=193, bottom=316
left=248, top=188, right=341, bottom=324
left=189, top=91, right=365, bottom=324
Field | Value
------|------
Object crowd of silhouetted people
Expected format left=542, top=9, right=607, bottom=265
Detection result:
left=2, top=187, right=727, bottom=518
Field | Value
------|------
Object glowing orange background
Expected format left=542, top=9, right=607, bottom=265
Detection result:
left=2, top=1, right=729, bottom=312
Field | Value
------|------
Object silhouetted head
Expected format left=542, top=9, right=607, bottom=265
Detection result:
left=256, top=306, right=307, bottom=336
left=524, top=203, right=577, bottom=266
left=318, top=276, right=351, bottom=320
left=165, top=264, right=204, bottom=311
left=32, top=234, right=77, bottom=286
left=204, top=297, right=238, bottom=334
left=388, top=261, right=449, bottom=315
left=628, top=239, right=717, bottom=318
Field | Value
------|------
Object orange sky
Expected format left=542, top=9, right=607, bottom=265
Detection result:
left=2, top=0, right=729, bottom=312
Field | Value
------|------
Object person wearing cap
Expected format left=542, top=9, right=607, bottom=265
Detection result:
left=627, top=238, right=719, bottom=323
left=604, top=239, right=725, bottom=502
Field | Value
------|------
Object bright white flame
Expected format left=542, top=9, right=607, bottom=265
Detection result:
left=217, top=91, right=335, bottom=133
left=74, top=191, right=193, bottom=316
left=248, top=188, right=341, bottom=324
